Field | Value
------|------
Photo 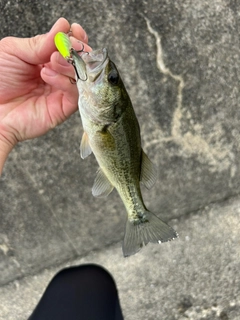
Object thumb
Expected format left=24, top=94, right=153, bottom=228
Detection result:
left=3, top=17, right=71, bottom=65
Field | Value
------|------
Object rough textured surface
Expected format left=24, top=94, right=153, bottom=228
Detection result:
left=0, top=197, right=239, bottom=320
left=0, top=0, right=240, bottom=319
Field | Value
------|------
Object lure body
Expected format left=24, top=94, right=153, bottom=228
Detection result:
left=54, top=32, right=72, bottom=60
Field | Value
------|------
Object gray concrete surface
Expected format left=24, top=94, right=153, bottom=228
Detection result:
left=0, top=197, right=239, bottom=320
left=1, top=0, right=240, bottom=319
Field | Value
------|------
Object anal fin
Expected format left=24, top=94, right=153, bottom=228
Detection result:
left=92, top=168, right=114, bottom=198
left=140, top=150, right=157, bottom=189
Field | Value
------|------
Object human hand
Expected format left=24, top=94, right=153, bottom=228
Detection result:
left=0, top=17, right=91, bottom=174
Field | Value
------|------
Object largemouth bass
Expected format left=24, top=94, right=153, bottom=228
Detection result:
left=70, top=47, right=177, bottom=257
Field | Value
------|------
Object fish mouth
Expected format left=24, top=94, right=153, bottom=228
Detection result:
left=71, top=48, right=109, bottom=82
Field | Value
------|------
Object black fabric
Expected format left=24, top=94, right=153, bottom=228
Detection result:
left=29, top=264, right=124, bottom=320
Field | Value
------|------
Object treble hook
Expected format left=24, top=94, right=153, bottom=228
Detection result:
left=75, top=42, right=89, bottom=55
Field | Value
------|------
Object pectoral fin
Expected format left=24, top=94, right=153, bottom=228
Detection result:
left=92, top=168, right=114, bottom=198
left=140, top=150, right=157, bottom=189
left=80, top=132, right=92, bottom=159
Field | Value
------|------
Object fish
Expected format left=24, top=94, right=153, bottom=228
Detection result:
left=53, top=32, right=178, bottom=256
left=69, top=47, right=178, bottom=257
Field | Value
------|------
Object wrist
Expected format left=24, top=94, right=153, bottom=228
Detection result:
left=0, top=134, right=15, bottom=175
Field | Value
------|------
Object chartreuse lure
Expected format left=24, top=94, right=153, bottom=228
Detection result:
left=54, top=32, right=72, bottom=60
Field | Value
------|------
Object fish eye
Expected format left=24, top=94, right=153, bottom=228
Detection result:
left=108, top=70, right=119, bottom=85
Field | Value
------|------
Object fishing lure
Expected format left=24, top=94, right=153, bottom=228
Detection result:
left=54, top=32, right=87, bottom=81
left=54, top=32, right=72, bottom=60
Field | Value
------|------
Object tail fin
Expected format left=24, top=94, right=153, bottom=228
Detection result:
left=122, top=210, right=178, bottom=257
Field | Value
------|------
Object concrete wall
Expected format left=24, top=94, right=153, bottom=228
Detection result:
left=1, top=0, right=240, bottom=285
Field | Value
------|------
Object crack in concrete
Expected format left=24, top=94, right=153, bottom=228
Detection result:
left=143, top=16, right=234, bottom=173
left=143, top=16, right=184, bottom=139
left=144, top=16, right=184, bottom=139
